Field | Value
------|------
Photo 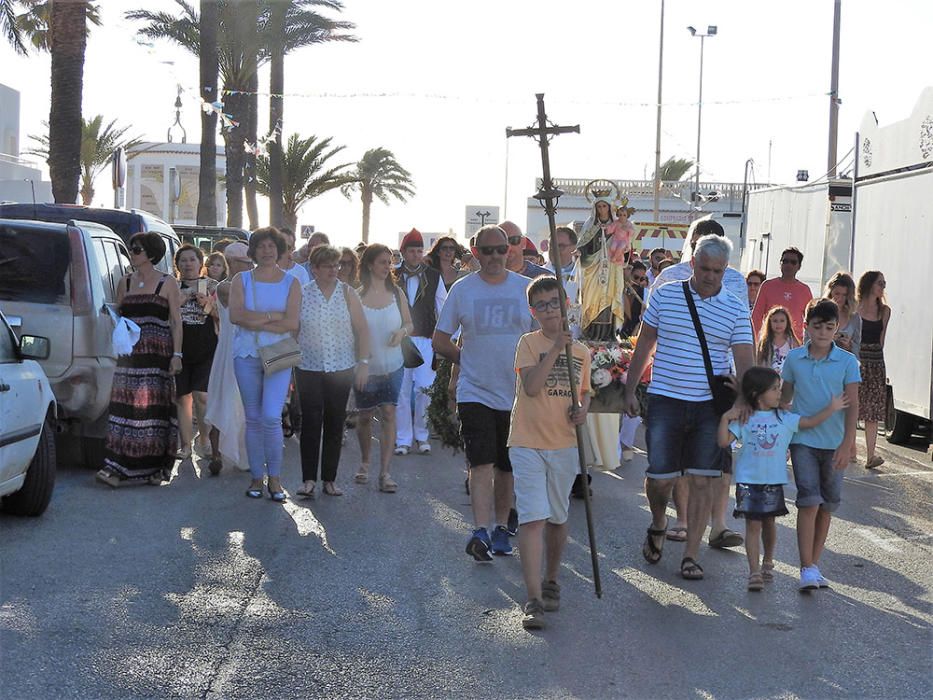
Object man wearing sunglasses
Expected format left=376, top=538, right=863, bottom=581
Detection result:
left=750, top=246, right=812, bottom=340
left=501, top=220, right=549, bottom=279
left=434, top=225, right=534, bottom=561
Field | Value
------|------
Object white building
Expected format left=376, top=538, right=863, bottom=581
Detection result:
left=125, top=141, right=226, bottom=227
left=0, top=83, right=53, bottom=203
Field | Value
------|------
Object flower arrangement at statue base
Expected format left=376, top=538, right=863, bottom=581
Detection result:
left=584, top=337, right=649, bottom=415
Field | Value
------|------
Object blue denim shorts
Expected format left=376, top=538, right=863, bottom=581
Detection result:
left=733, top=483, right=789, bottom=520
left=354, top=366, right=404, bottom=411
left=645, top=394, right=727, bottom=479
left=790, top=444, right=843, bottom=512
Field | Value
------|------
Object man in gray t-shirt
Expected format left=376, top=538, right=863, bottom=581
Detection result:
left=434, top=225, right=533, bottom=562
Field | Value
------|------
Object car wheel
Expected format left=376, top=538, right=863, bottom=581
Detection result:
left=884, top=386, right=916, bottom=445
left=2, top=418, right=57, bottom=517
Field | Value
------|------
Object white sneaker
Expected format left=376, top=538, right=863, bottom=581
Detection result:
left=799, top=566, right=820, bottom=591
left=417, top=441, right=431, bottom=455
left=394, top=445, right=410, bottom=456
left=811, top=565, right=830, bottom=588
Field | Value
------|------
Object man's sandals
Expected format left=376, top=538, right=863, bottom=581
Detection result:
left=680, top=557, right=704, bottom=580
left=642, top=527, right=666, bottom=564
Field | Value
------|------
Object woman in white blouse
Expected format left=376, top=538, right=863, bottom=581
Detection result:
left=295, top=246, right=371, bottom=497
left=353, top=244, right=414, bottom=493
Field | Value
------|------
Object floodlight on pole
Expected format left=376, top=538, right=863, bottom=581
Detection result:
left=688, top=24, right=717, bottom=216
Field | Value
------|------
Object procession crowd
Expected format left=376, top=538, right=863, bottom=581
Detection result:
left=93, top=196, right=891, bottom=631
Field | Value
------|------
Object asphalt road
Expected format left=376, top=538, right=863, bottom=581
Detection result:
left=1, top=426, right=931, bottom=700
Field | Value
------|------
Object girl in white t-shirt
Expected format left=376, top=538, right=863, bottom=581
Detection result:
left=718, top=367, right=846, bottom=591
left=756, top=306, right=799, bottom=373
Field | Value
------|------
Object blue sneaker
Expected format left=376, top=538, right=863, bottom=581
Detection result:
left=491, top=525, right=514, bottom=556
left=466, top=528, right=493, bottom=563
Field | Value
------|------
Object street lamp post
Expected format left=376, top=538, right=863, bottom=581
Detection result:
left=687, top=24, right=717, bottom=211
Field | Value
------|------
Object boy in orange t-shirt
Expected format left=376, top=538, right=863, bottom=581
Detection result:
left=508, top=276, right=592, bottom=630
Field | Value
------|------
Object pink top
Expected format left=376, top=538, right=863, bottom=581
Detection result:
left=751, top=278, right=813, bottom=341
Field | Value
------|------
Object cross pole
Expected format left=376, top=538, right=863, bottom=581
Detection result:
left=507, top=94, right=602, bottom=599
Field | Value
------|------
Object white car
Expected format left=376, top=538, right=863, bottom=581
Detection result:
left=0, top=312, right=56, bottom=516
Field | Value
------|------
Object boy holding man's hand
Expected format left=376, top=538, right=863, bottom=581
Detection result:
left=508, top=277, right=592, bottom=630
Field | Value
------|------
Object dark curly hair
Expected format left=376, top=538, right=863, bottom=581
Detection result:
left=247, top=227, right=287, bottom=261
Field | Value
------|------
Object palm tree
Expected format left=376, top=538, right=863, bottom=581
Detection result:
left=255, top=133, right=351, bottom=232
left=655, top=156, right=695, bottom=182
left=47, top=1, right=89, bottom=203
left=197, top=0, right=218, bottom=226
left=2, top=0, right=27, bottom=53
left=27, top=116, right=143, bottom=205
left=341, top=148, right=415, bottom=244
left=126, top=0, right=356, bottom=228
left=12, top=1, right=101, bottom=51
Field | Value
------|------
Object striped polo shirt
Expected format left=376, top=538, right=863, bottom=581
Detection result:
left=643, top=280, right=754, bottom=401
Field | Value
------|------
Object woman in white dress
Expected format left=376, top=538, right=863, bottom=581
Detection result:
left=204, top=242, right=252, bottom=474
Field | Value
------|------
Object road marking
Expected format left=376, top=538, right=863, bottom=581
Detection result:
left=872, top=470, right=933, bottom=478
left=282, top=502, right=334, bottom=553
left=851, top=527, right=902, bottom=553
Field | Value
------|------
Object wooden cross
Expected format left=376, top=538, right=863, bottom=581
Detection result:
left=507, top=95, right=602, bottom=599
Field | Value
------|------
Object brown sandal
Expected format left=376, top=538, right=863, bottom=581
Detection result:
left=322, top=481, right=343, bottom=496
left=747, top=572, right=764, bottom=591
left=379, top=474, right=398, bottom=493
left=761, top=561, right=775, bottom=582
left=680, top=557, right=704, bottom=580
left=354, top=464, right=370, bottom=484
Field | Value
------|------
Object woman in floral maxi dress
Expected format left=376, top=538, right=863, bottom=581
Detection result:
left=96, top=233, right=182, bottom=487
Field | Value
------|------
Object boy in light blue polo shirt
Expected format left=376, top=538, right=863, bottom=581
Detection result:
left=781, top=299, right=861, bottom=591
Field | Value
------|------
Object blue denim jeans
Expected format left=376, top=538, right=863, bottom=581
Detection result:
left=233, top=356, right=291, bottom=480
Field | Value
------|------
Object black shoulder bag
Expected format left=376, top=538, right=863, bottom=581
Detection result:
left=682, top=282, right=736, bottom=415
left=393, top=286, right=425, bottom=369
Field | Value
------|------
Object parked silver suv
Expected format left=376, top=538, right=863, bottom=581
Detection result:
left=0, top=218, right=132, bottom=465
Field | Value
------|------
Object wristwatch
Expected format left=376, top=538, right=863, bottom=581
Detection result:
left=173, top=352, right=183, bottom=359
left=357, top=358, right=369, bottom=365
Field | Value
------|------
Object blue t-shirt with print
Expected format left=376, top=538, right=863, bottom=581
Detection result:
left=781, top=342, right=861, bottom=449
left=729, top=410, right=800, bottom=484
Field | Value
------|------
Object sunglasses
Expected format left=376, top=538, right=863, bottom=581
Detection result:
left=478, top=245, right=508, bottom=256
left=507, top=236, right=523, bottom=246
left=531, top=298, right=561, bottom=312
left=130, top=245, right=145, bottom=255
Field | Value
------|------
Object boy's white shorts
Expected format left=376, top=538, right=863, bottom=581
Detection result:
left=510, top=446, right=579, bottom=525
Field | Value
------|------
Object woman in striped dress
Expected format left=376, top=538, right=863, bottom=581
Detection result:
left=97, top=233, right=182, bottom=487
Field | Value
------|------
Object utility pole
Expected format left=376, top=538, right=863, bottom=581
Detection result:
left=507, top=95, right=602, bottom=598
left=652, top=0, right=665, bottom=222
left=827, top=0, right=842, bottom=178
left=688, top=25, right=717, bottom=209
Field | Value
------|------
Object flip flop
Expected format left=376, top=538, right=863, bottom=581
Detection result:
left=666, top=526, right=688, bottom=542
left=642, top=527, right=666, bottom=564
left=708, top=529, right=744, bottom=549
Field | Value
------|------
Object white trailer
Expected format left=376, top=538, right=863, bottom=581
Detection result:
left=740, top=179, right=853, bottom=295
left=852, top=88, right=933, bottom=445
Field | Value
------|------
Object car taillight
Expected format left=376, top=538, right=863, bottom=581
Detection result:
left=67, top=225, right=93, bottom=315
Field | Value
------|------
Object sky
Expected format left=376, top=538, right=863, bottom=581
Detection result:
left=2, top=0, right=932, bottom=249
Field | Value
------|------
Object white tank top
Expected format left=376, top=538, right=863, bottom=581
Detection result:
left=362, top=300, right=404, bottom=375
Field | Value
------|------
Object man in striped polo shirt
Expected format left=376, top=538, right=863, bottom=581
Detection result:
left=623, top=235, right=755, bottom=580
